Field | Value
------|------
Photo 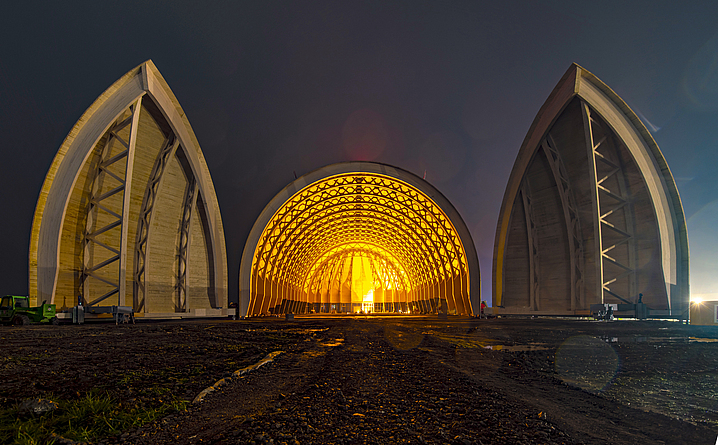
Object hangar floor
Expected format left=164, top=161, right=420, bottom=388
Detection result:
left=2, top=317, right=716, bottom=444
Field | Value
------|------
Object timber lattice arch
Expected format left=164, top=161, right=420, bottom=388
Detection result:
left=239, top=162, right=480, bottom=318
left=493, top=64, right=689, bottom=318
left=29, top=60, right=228, bottom=317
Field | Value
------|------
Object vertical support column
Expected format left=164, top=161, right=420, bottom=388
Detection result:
left=177, top=177, right=198, bottom=312
left=118, top=97, right=142, bottom=307
left=582, top=102, right=604, bottom=303
left=261, top=265, right=270, bottom=315
left=267, top=268, right=276, bottom=314
left=521, top=178, right=540, bottom=311
left=604, top=150, right=638, bottom=304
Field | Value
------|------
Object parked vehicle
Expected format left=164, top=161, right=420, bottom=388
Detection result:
left=0, top=296, right=58, bottom=326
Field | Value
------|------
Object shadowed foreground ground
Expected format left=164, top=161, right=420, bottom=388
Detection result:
left=2, top=316, right=717, bottom=444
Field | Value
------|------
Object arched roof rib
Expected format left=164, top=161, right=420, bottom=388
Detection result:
left=285, top=220, right=422, bottom=288
left=254, top=175, right=465, bottom=292
left=288, top=221, right=429, bottom=289
left=307, top=252, right=409, bottom=299
left=273, top=203, right=450, bottom=289
left=256, top=197, right=444, bottom=299
left=262, top=186, right=460, bottom=292
left=304, top=245, right=410, bottom=293
left=240, top=162, right=479, bottom=317
left=259, top=199, right=441, bottom=286
left=256, top=175, right=464, bottom=268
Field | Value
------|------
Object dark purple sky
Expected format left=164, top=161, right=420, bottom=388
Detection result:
left=1, top=1, right=717, bottom=302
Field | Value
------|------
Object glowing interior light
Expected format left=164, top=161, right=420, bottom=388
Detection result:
left=691, top=297, right=703, bottom=305
left=362, top=289, right=374, bottom=313
left=248, top=172, right=471, bottom=316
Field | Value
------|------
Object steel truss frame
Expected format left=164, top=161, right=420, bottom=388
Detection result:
left=133, top=135, right=179, bottom=312
left=83, top=95, right=207, bottom=313
left=518, top=135, right=585, bottom=311
left=177, top=176, right=198, bottom=312
left=583, top=102, right=638, bottom=305
left=250, top=173, right=470, bottom=315
left=520, top=178, right=540, bottom=310
left=82, top=98, right=142, bottom=307
left=540, top=136, right=585, bottom=310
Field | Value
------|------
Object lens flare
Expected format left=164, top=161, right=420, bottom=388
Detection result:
left=555, top=335, right=619, bottom=393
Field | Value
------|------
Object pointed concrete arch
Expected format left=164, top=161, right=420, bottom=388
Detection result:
left=29, top=60, right=227, bottom=316
left=239, top=162, right=480, bottom=318
left=493, top=63, right=689, bottom=318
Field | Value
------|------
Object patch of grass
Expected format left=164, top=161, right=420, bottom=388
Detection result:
left=0, top=390, right=187, bottom=444
left=114, top=365, right=199, bottom=389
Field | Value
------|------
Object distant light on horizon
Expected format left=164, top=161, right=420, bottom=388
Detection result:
left=688, top=199, right=718, bottom=305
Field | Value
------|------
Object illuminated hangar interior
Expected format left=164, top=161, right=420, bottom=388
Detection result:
left=29, top=60, right=228, bottom=318
left=493, top=64, right=689, bottom=318
left=239, top=163, right=480, bottom=317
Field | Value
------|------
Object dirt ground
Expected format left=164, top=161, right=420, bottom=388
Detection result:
left=2, top=316, right=718, bottom=444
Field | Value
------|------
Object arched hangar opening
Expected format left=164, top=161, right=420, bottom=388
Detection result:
left=239, top=162, right=479, bottom=318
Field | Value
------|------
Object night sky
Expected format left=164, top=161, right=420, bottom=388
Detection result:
left=1, top=1, right=717, bottom=304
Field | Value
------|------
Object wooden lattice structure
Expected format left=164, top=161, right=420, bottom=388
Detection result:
left=239, top=163, right=479, bottom=317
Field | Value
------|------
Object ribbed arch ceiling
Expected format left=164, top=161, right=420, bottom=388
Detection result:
left=305, top=243, right=410, bottom=292
left=246, top=171, right=474, bottom=316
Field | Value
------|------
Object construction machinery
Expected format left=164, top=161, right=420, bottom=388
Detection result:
left=0, top=296, right=58, bottom=326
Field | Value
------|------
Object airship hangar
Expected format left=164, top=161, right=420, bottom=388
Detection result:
left=28, top=61, right=689, bottom=321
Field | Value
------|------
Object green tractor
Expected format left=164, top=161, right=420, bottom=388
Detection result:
left=0, top=296, right=58, bottom=326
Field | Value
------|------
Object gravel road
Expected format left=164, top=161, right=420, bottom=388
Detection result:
left=3, top=317, right=717, bottom=444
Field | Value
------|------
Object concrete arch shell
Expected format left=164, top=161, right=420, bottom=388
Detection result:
left=29, top=60, right=228, bottom=315
left=239, top=162, right=480, bottom=317
left=493, top=63, right=688, bottom=317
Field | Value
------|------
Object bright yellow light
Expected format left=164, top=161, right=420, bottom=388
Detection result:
left=304, top=243, right=408, bottom=294
left=363, top=289, right=374, bottom=301
left=691, top=297, right=703, bottom=305
left=248, top=172, right=472, bottom=316
left=362, top=289, right=374, bottom=313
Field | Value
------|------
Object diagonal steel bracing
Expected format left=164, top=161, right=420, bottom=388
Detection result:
left=133, top=135, right=179, bottom=312
left=540, top=136, right=585, bottom=310
left=520, top=178, right=541, bottom=310
left=177, top=176, right=198, bottom=312
left=82, top=97, right=142, bottom=308
left=582, top=102, right=638, bottom=305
